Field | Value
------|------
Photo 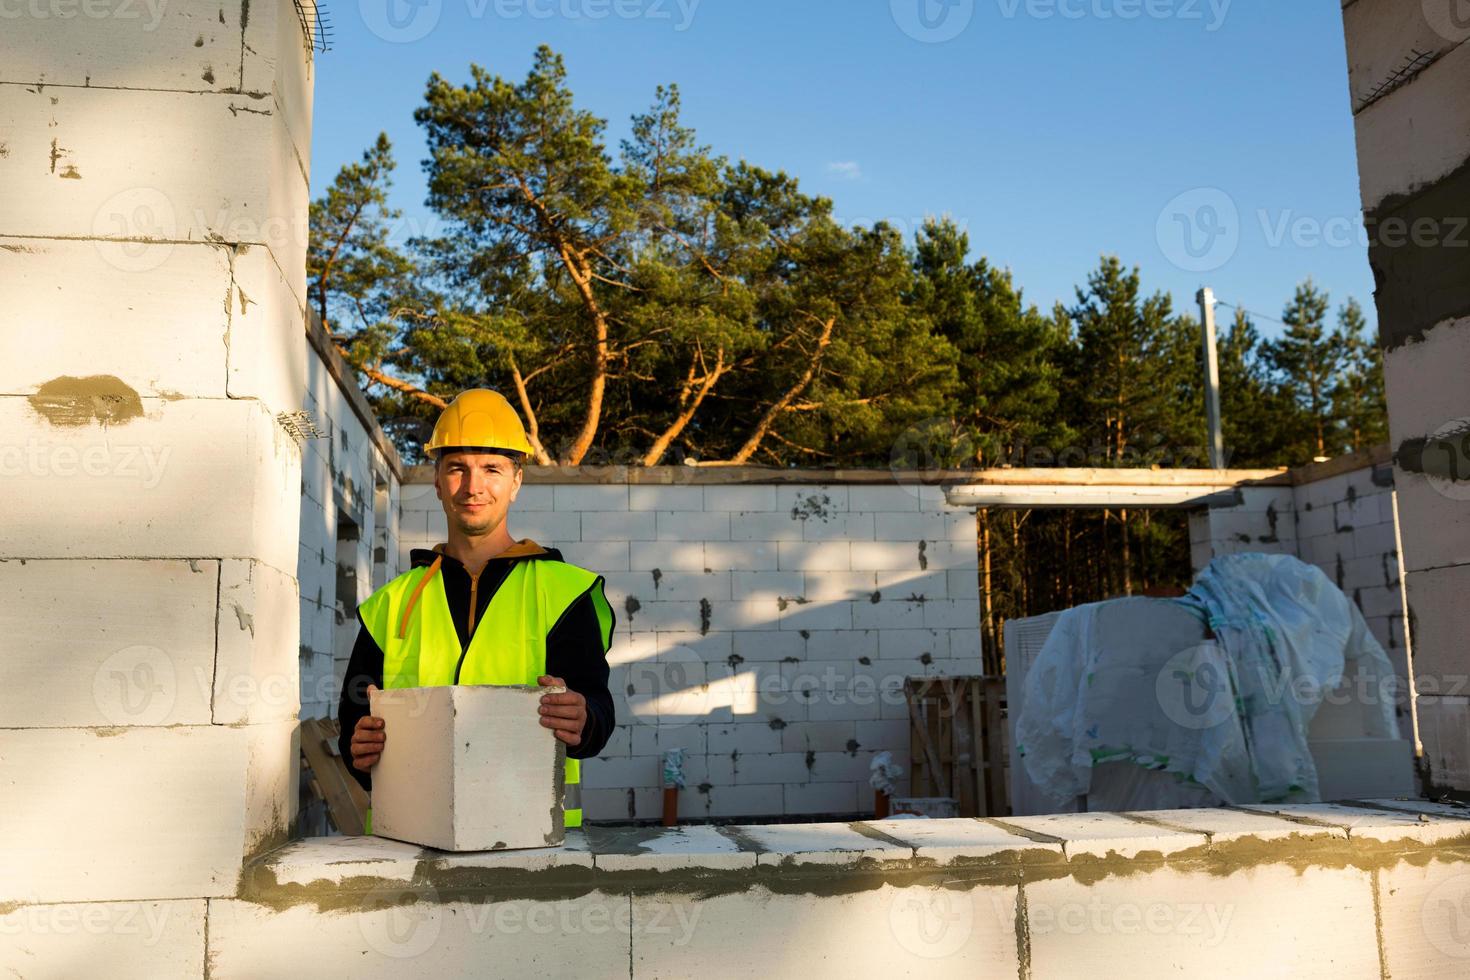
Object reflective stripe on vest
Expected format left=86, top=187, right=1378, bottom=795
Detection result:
left=360, top=558, right=614, bottom=831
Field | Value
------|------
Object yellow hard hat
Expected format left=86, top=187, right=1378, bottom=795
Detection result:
left=424, top=389, right=534, bottom=459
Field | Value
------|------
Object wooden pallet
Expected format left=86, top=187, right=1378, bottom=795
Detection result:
left=905, top=676, right=1009, bottom=817
left=299, top=717, right=370, bottom=836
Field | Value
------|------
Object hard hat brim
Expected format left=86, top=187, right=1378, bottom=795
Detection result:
left=428, top=445, right=529, bottom=461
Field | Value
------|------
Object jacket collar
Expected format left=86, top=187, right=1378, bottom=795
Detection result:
left=409, top=539, right=553, bottom=570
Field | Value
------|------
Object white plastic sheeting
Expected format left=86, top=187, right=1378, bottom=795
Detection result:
left=1016, top=554, right=1398, bottom=808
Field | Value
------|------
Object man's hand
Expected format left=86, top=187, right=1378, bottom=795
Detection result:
left=538, top=674, right=586, bottom=747
left=350, top=684, right=386, bottom=772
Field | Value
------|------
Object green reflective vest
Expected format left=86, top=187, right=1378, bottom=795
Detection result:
left=359, top=553, right=614, bottom=831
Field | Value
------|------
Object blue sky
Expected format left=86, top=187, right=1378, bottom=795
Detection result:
left=311, top=0, right=1375, bottom=336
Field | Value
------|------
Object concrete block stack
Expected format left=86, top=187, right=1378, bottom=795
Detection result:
left=398, top=475, right=983, bottom=822
left=1190, top=453, right=1411, bottom=735
left=1341, top=0, right=1470, bottom=790
left=0, top=4, right=314, bottom=974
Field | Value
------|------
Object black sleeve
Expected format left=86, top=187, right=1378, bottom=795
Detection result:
left=545, top=588, right=616, bottom=760
left=336, top=614, right=385, bottom=793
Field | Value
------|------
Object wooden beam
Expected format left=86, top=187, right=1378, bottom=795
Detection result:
left=942, top=484, right=1252, bottom=510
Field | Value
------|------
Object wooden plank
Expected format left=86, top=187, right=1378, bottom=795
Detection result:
left=905, top=680, right=949, bottom=798
left=984, top=678, right=1007, bottom=816
left=299, top=717, right=369, bottom=836
left=971, top=680, right=987, bottom=816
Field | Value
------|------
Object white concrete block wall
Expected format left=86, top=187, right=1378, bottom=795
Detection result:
left=194, top=801, right=1470, bottom=978
left=0, top=7, right=315, bottom=973
left=398, top=476, right=982, bottom=821
left=295, top=315, right=404, bottom=722
left=1342, top=6, right=1470, bottom=791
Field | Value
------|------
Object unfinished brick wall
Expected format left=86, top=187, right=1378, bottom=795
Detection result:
left=296, top=315, right=404, bottom=723
left=1341, top=1, right=1470, bottom=791
left=0, top=3, right=314, bottom=974
left=398, top=472, right=983, bottom=822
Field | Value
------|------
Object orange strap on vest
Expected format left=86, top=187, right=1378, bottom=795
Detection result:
left=397, top=556, right=443, bottom=639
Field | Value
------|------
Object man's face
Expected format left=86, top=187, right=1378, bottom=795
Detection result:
left=433, top=451, right=522, bottom=538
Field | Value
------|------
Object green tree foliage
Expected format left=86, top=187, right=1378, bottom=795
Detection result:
left=1264, top=279, right=1340, bottom=459
left=1215, top=309, right=1301, bottom=467
left=306, top=132, right=421, bottom=400
left=1332, top=298, right=1388, bottom=454
left=909, top=218, right=1064, bottom=468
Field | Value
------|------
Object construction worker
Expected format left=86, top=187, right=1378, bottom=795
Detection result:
left=336, top=389, right=615, bottom=830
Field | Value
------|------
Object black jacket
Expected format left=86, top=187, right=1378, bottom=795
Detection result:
left=336, top=540, right=616, bottom=792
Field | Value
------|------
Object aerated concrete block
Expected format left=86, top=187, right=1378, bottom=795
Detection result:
left=0, top=726, right=249, bottom=904
left=0, top=239, right=233, bottom=401
left=0, top=899, right=206, bottom=980
left=369, top=685, right=566, bottom=852
left=0, top=558, right=218, bottom=727
left=1, top=396, right=300, bottom=573
left=1353, top=39, right=1470, bottom=208
left=0, top=85, right=308, bottom=301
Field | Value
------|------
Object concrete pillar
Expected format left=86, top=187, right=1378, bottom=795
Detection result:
left=0, top=2, right=314, bottom=974
left=1341, top=2, right=1470, bottom=791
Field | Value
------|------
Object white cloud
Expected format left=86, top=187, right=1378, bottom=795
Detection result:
left=827, top=161, right=862, bottom=180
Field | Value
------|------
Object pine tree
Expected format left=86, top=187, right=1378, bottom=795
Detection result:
left=909, top=218, right=1064, bottom=468
left=1216, top=308, right=1301, bottom=467
left=1263, top=280, right=1340, bottom=460
left=1331, top=298, right=1388, bottom=453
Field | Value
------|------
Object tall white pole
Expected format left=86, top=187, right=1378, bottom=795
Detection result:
left=1198, top=287, right=1225, bottom=469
